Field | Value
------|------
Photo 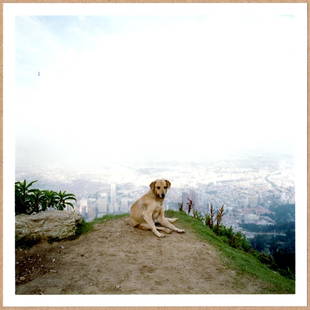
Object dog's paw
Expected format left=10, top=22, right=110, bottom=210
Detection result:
left=164, top=228, right=172, bottom=234
left=177, top=229, right=185, bottom=233
left=156, top=233, right=166, bottom=238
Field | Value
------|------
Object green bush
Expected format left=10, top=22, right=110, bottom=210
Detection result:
left=15, top=180, right=77, bottom=215
left=189, top=205, right=294, bottom=280
left=212, top=225, right=251, bottom=252
left=193, top=210, right=204, bottom=222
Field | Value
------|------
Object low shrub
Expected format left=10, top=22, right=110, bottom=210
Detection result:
left=15, top=180, right=77, bottom=215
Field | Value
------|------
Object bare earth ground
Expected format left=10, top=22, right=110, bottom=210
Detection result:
left=16, top=217, right=267, bottom=294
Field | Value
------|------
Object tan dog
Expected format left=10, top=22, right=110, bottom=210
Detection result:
left=129, top=179, right=185, bottom=238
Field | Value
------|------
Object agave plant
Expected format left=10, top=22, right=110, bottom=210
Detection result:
left=41, top=190, right=59, bottom=210
left=29, top=189, right=46, bottom=213
left=15, top=180, right=38, bottom=214
left=56, top=191, right=76, bottom=210
left=15, top=179, right=78, bottom=214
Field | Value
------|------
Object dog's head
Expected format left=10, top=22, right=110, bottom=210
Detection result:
left=150, top=179, right=171, bottom=199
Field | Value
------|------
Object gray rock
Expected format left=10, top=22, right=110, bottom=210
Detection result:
left=16, top=210, right=83, bottom=242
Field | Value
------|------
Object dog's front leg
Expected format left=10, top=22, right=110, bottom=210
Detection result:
left=158, top=211, right=185, bottom=233
left=143, top=214, right=165, bottom=238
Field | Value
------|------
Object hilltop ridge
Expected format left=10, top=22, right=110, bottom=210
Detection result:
left=15, top=212, right=294, bottom=294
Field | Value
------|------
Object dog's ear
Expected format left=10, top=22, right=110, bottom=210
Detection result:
left=165, top=180, right=171, bottom=188
left=150, top=181, right=156, bottom=192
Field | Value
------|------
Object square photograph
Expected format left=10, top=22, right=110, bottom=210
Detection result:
left=4, top=3, right=307, bottom=307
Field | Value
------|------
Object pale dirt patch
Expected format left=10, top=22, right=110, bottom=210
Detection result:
left=16, top=216, right=267, bottom=294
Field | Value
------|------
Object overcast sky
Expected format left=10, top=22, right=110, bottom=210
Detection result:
left=13, top=4, right=307, bottom=169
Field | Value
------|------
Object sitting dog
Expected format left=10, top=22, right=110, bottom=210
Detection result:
left=129, top=179, right=185, bottom=238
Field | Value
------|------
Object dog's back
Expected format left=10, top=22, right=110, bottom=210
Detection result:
left=130, top=192, right=155, bottom=225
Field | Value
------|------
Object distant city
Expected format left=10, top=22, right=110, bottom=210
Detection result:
left=15, top=153, right=295, bottom=237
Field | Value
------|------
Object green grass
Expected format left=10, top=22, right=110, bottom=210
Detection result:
left=166, top=210, right=295, bottom=294
left=76, top=213, right=128, bottom=235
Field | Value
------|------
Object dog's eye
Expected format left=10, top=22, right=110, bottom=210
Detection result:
left=156, top=186, right=160, bottom=189
left=164, top=186, right=167, bottom=189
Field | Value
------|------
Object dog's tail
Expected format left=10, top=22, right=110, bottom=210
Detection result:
left=167, top=217, right=178, bottom=223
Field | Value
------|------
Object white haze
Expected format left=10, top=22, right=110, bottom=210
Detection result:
left=14, top=5, right=307, bottom=170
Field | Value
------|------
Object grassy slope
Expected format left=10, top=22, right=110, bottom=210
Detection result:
left=166, top=210, right=295, bottom=294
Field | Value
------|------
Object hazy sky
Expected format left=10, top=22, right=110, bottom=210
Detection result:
left=13, top=4, right=307, bottom=169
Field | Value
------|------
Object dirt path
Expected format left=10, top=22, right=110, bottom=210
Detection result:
left=16, top=216, right=266, bottom=294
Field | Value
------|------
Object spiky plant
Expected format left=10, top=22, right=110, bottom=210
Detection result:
left=215, top=204, right=225, bottom=230
left=41, top=190, right=59, bottom=210
left=207, top=203, right=215, bottom=228
left=15, top=180, right=38, bottom=214
left=29, top=189, right=46, bottom=213
left=56, top=191, right=76, bottom=210
left=187, top=198, right=193, bottom=215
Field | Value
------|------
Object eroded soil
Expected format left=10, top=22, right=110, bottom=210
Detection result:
left=16, top=217, right=267, bottom=294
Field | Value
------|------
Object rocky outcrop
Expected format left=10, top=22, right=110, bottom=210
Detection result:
left=15, top=210, right=83, bottom=242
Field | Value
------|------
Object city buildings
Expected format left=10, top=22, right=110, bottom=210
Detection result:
left=16, top=156, right=295, bottom=229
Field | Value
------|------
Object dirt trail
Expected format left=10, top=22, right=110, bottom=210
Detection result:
left=16, top=216, right=267, bottom=294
